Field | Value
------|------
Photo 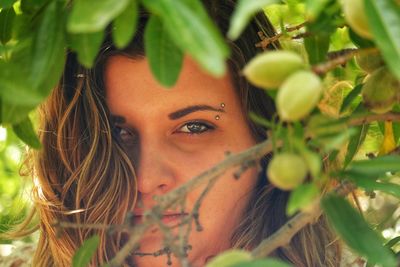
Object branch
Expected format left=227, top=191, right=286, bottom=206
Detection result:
left=251, top=181, right=356, bottom=258
left=256, top=22, right=307, bottom=49
left=108, top=139, right=274, bottom=266
left=312, top=48, right=379, bottom=75
left=347, top=112, right=400, bottom=126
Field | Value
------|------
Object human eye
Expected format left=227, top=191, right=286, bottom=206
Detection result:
left=113, top=126, right=137, bottom=143
left=175, top=121, right=215, bottom=135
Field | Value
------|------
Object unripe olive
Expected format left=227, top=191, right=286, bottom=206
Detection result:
left=277, top=70, right=323, bottom=121
left=267, top=153, right=308, bottom=191
left=205, top=250, right=251, bottom=267
left=355, top=53, right=384, bottom=73
left=341, top=0, right=372, bottom=39
left=243, top=51, right=305, bottom=89
left=362, top=67, right=400, bottom=114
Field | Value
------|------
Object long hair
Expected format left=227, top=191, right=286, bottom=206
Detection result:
left=6, top=0, right=340, bottom=266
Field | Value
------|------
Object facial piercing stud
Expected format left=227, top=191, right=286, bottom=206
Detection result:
left=215, top=115, right=220, bottom=120
left=220, top=103, right=225, bottom=108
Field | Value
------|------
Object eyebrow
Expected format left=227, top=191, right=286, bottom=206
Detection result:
left=109, top=104, right=226, bottom=124
left=168, top=105, right=225, bottom=120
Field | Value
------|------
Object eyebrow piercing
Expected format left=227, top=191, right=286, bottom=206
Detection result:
left=215, top=115, right=220, bottom=120
left=220, top=103, right=225, bottom=108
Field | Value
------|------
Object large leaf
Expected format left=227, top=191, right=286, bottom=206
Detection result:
left=12, top=116, right=41, bottom=149
left=227, top=0, right=278, bottom=40
left=305, top=0, right=330, bottom=21
left=286, top=183, right=319, bottom=216
left=304, top=33, right=330, bottom=64
left=364, top=0, right=400, bottom=80
left=346, top=155, right=400, bottom=177
left=339, top=84, right=363, bottom=114
left=0, top=61, right=43, bottom=106
left=112, top=0, right=138, bottom=49
left=72, top=235, right=100, bottom=267
left=1, top=103, right=34, bottom=125
left=322, top=194, right=397, bottom=267
left=350, top=176, right=400, bottom=199
left=20, top=0, right=48, bottom=15
left=0, top=0, right=15, bottom=9
left=141, top=0, right=229, bottom=77
left=30, top=0, right=66, bottom=94
left=68, top=31, right=105, bottom=68
left=68, top=0, right=129, bottom=33
left=205, top=249, right=252, bottom=267
left=343, top=123, right=369, bottom=168
left=144, top=15, right=183, bottom=87
left=0, top=7, right=16, bottom=45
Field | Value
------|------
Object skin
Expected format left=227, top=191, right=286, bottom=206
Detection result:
left=105, top=55, right=259, bottom=267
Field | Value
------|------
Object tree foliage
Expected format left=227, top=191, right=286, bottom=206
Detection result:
left=1, top=0, right=400, bottom=266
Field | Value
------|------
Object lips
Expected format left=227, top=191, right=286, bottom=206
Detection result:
left=133, top=211, right=189, bottom=225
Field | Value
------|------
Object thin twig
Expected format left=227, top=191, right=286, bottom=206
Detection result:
left=107, top=140, right=274, bottom=266
left=256, top=22, right=307, bottom=49
left=312, top=48, right=379, bottom=75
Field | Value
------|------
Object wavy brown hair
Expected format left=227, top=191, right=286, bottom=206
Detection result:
left=5, top=1, right=340, bottom=266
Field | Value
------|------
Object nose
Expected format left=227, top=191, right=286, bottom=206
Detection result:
left=134, top=138, right=177, bottom=197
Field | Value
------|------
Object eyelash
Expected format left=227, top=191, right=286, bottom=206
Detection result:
left=175, top=121, right=215, bottom=135
left=113, top=120, right=215, bottom=141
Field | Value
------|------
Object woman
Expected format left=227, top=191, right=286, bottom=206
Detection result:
left=6, top=0, right=340, bottom=266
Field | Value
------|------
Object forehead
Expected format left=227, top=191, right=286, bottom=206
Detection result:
left=104, top=55, right=242, bottom=118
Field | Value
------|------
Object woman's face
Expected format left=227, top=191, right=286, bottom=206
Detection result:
left=105, top=55, right=259, bottom=266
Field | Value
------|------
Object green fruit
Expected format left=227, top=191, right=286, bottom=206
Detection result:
left=362, top=67, right=400, bottom=114
left=355, top=53, right=384, bottom=73
left=341, top=0, right=372, bottom=39
left=205, top=250, right=252, bottom=267
left=277, top=70, right=323, bottom=121
left=267, top=153, right=308, bottom=191
left=243, top=51, right=305, bottom=89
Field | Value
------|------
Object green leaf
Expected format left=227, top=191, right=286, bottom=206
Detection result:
left=340, top=84, right=363, bottom=114
left=348, top=28, right=375, bottom=48
left=141, top=0, right=229, bottom=77
left=68, top=0, right=129, bottom=33
left=350, top=176, right=400, bottom=199
left=112, top=0, right=138, bottom=49
left=30, top=0, right=66, bottom=93
left=1, top=103, right=34, bottom=124
left=346, top=155, right=400, bottom=177
left=286, top=183, right=319, bottom=216
left=228, top=0, right=279, bottom=40
left=322, top=194, right=397, bottom=267
left=205, top=249, right=252, bottom=267
left=304, top=33, right=330, bottom=64
left=0, top=0, right=15, bottom=9
left=393, top=121, right=400, bottom=145
left=20, top=0, right=48, bottom=15
left=343, top=124, right=369, bottom=168
left=0, top=61, right=43, bottom=106
left=0, top=7, right=16, bottom=45
left=12, top=116, right=41, bottom=149
left=144, top=15, right=183, bottom=87
left=364, top=0, right=400, bottom=80
left=72, top=235, right=100, bottom=267
left=305, top=0, right=330, bottom=21
left=385, top=236, right=400, bottom=249
left=68, top=31, right=105, bottom=68
left=232, top=258, right=293, bottom=267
